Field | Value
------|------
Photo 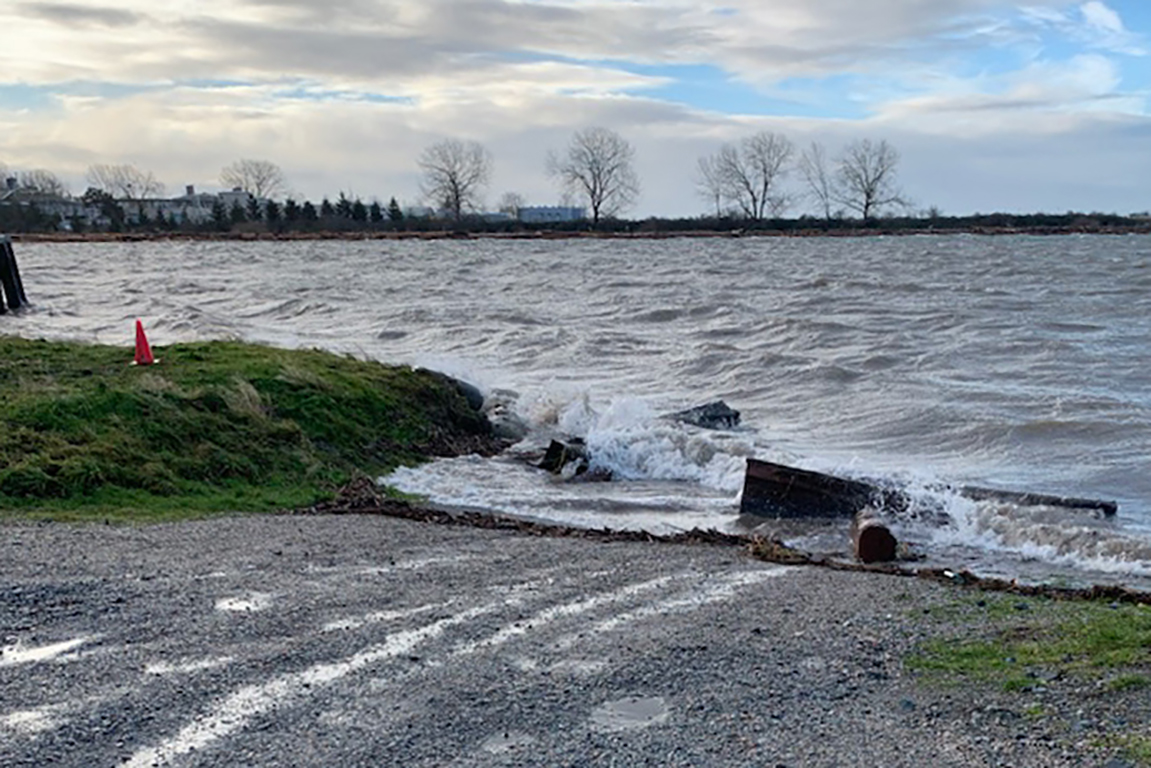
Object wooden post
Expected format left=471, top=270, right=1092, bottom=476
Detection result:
left=0, top=236, right=25, bottom=311
left=851, top=506, right=897, bottom=563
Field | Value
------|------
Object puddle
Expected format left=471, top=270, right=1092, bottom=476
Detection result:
left=480, top=730, right=536, bottom=754
left=589, top=696, right=669, bottom=732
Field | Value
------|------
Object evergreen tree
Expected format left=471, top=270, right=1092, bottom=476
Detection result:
left=302, top=200, right=318, bottom=222
left=82, top=187, right=125, bottom=231
left=369, top=201, right=383, bottom=223
left=336, top=193, right=353, bottom=219
left=351, top=198, right=368, bottom=222
left=265, top=199, right=281, bottom=227
left=230, top=201, right=247, bottom=224
left=387, top=196, right=403, bottom=222
left=211, top=200, right=229, bottom=231
left=320, top=198, right=335, bottom=217
left=246, top=196, right=261, bottom=222
left=284, top=198, right=300, bottom=225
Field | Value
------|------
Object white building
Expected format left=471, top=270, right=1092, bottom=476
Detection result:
left=0, top=177, right=106, bottom=229
left=517, top=206, right=586, bottom=224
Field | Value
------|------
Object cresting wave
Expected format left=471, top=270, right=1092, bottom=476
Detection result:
left=386, top=384, right=1151, bottom=590
left=10, top=235, right=1151, bottom=588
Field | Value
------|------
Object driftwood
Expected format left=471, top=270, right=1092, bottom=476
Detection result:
left=739, top=458, right=907, bottom=519
left=295, top=478, right=1151, bottom=606
left=958, top=485, right=1118, bottom=515
left=740, top=458, right=1117, bottom=519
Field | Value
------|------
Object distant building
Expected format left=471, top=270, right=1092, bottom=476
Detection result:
left=517, top=206, right=586, bottom=224
left=0, top=177, right=105, bottom=229
left=127, top=185, right=221, bottom=225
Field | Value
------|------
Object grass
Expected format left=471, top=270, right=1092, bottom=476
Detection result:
left=907, top=594, right=1151, bottom=692
left=1109, top=735, right=1151, bottom=764
left=0, top=336, right=488, bottom=520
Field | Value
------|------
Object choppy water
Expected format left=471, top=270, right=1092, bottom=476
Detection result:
left=7, top=235, right=1151, bottom=588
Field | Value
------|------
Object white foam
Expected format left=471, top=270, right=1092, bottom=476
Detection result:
left=929, top=494, right=1151, bottom=577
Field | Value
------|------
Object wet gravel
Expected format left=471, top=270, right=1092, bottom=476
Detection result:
left=0, top=515, right=1143, bottom=767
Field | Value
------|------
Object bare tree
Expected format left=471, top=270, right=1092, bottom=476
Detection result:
left=497, top=191, right=525, bottom=218
left=86, top=164, right=164, bottom=200
left=19, top=169, right=69, bottom=197
left=797, top=142, right=835, bottom=221
left=701, top=131, right=794, bottom=221
left=418, top=139, right=492, bottom=221
left=547, top=127, right=639, bottom=226
left=695, top=155, right=725, bottom=218
left=220, top=159, right=288, bottom=200
left=834, top=139, right=906, bottom=220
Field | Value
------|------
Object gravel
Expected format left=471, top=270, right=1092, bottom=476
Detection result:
left=0, top=514, right=1142, bottom=767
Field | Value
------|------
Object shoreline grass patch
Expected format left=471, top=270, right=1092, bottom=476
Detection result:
left=907, top=594, right=1151, bottom=692
left=0, top=336, right=492, bottom=520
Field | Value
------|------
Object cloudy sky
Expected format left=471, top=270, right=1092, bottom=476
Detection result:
left=1, top=0, right=1149, bottom=217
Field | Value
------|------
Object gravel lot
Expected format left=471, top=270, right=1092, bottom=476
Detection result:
left=0, top=515, right=1141, bottom=767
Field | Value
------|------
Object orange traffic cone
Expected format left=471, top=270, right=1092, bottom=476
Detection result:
left=134, top=319, right=155, bottom=365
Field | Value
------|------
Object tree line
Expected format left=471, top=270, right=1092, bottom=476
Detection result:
left=5, top=128, right=1145, bottom=235
left=2, top=128, right=907, bottom=233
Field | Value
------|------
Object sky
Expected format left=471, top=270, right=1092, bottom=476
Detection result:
left=1, top=0, right=1149, bottom=218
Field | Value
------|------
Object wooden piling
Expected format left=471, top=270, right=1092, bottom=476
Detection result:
left=0, top=235, right=27, bottom=312
left=851, top=506, right=897, bottom=563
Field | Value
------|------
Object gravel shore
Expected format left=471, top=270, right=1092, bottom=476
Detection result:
left=1, top=514, right=1143, bottom=767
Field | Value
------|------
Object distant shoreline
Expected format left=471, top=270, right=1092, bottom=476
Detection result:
left=11, top=224, right=1151, bottom=243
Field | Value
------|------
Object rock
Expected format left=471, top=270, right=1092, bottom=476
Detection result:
left=482, top=389, right=530, bottom=442
left=419, top=369, right=486, bottom=412
left=665, top=401, right=741, bottom=430
left=538, top=439, right=612, bottom=481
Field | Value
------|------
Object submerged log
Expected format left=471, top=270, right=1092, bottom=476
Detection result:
left=851, top=507, right=897, bottom=563
left=740, top=458, right=1118, bottom=519
left=958, top=485, right=1119, bottom=516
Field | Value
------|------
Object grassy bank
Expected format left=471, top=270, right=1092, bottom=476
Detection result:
left=908, top=592, right=1151, bottom=764
left=909, top=593, right=1151, bottom=692
left=0, top=336, right=492, bottom=520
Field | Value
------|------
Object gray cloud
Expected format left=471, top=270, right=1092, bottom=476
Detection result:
left=17, top=2, right=144, bottom=27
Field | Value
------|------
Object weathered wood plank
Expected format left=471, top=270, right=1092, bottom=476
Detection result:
left=739, top=458, right=907, bottom=519
left=740, top=457, right=1117, bottom=519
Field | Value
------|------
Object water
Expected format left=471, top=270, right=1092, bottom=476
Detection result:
left=7, top=235, right=1151, bottom=589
